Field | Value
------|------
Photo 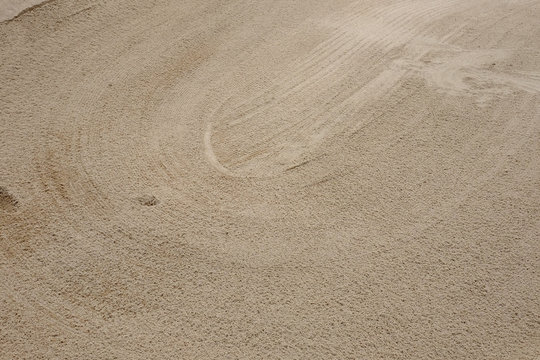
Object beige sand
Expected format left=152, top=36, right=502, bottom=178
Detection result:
left=0, top=0, right=48, bottom=22
left=1, top=0, right=539, bottom=358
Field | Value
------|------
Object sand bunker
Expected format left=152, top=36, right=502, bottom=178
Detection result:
left=1, top=0, right=539, bottom=359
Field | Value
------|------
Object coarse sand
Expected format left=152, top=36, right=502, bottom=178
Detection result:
left=1, top=0, right=539, bottom=359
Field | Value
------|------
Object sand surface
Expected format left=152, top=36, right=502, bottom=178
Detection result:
left=0, top=0, right=47, bottom=21
left=1, top=0, right=539, bottom=358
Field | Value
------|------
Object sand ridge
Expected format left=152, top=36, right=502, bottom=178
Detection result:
left=1, top=0, right=539, bottom=359
left=0, top=0, right=51, bottom=22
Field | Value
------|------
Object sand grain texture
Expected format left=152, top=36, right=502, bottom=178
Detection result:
left=1, top=0, right=539, bottom=359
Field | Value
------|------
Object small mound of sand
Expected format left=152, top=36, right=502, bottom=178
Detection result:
left=136, top=195, right=159, bottom=206
left=0, top=186, right=18, bottom=211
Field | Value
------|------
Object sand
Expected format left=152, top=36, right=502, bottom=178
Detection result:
left=1, top=0, right=539, bottom=358
left=0, top=0, right=48, bottom=22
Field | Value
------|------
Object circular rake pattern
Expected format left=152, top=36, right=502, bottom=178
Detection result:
left=1, top=0, right=539, bottom=359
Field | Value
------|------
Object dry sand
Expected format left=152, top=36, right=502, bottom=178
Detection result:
left=0, top=0, right=47, bottom=22
left=1, top=0, right=539, bottom=358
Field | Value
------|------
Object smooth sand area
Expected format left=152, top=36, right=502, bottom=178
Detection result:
left=0, top=0, right=47, bottom=21
left=1, top=0, right=539, bottom=358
